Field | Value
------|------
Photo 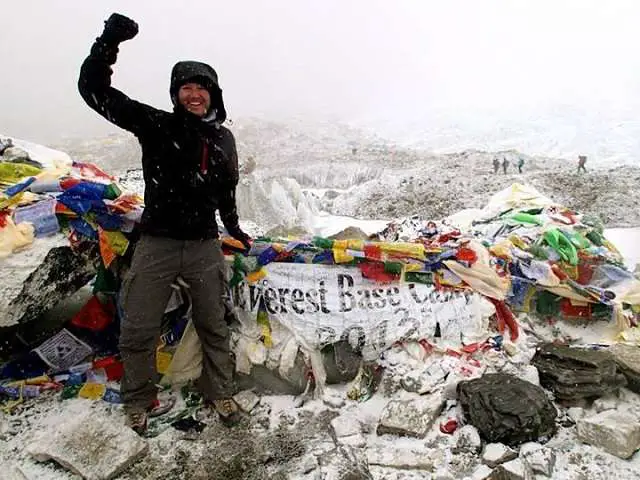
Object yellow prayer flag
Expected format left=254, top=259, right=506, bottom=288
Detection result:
left=247, top=268, right=267, bottom=283
left=78, top=382, right=107, bottom=400
left=333, top=248, right=354, bottom=264
left=156, top=351, right=173, bottom=374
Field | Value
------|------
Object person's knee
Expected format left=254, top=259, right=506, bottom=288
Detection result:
left=119, top=324, right=158, bottom=351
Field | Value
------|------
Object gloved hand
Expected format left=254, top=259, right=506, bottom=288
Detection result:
left=240, top=236, right=252, bottom=254
left=100, top=13, right=139, bottom=45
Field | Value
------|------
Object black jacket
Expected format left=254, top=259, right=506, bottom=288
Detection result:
left=78, top=38, right=248, bottom=242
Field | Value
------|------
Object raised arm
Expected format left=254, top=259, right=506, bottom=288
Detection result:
left=78, top=13, right=158, bottom=136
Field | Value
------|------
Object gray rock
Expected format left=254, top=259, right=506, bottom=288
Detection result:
left=0, top=464, right=29, bottom=480
left=470, top=464, right=493, bottom=480
left=377, top=393, right=445, bottom=438
left=2, top=146, right=30, bottom=162
left=28, top=414, right=148, bottom=480
left=490, top=458, right=533, bottom=480
left=323, top=393, right=346, bottom=409
left=366, top=445, right=443, bottom=471
left=324, top=190, right=340, bottom=201
left=300, top=455, right=318, bottom=474
left=519, top=442, right=555, bottom=477
left=433, top=469, right=455, bottom=480
left=610, top=344, right=640, bottom=394
left=339, top=434, right=367, bottom=449
left=532, top=344, right=626, bottom=400
left=454, top=425, right=482, bottom=454
left=482, top=443, right=517, bottom=468
left=331, top=414, right=363, bottom=438
left=618, top=387, right=640, bottom=415
left=0, top=413, right=7, bottom=437
left=401, top=363, right=448, bottom=394
left=593, top=395, right=618, bottom=413
left=233, top=389, right=260, bottom=413
left=318, top=445, right=372, bottom=480
left=576, top=410, right=640, bottom=459
left=566, top=407, right=585, bottom=423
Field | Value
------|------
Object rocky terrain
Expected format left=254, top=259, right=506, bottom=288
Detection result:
left=60, top=118, right=640, bottom=233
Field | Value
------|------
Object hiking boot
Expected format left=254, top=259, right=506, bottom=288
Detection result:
left=126, top=396, right=176, bottom=435
left=212, top=398, right=241, bottom=426
left=148, top=395, right=176, bottom=417
left=126, top=409, right=148, bottom=435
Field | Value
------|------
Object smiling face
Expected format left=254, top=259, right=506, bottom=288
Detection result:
left=178, top=82, right=211, bottom=117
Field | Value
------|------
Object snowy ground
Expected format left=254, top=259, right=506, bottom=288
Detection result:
left=606, top=228, right=640, bottom=271
left=3, top=336, right=640, bottom=480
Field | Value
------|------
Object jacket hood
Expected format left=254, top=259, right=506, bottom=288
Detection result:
left=170, top=61, right=227, bottom=123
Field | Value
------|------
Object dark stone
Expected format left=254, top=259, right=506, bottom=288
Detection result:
left=532, top=344, right=627, bottom=400
left=236, top=363, right=307, bottom=396
left=458, top=373, right=557, bottom=446
left=236, top=340, right=362, bottom=396
left=322, top=340, right=362, bottom=384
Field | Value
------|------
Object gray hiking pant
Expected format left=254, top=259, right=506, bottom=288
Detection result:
left=119, top=235, right=234, bottom=411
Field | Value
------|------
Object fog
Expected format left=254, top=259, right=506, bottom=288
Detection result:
left=1, top=0, right=640, bottom=156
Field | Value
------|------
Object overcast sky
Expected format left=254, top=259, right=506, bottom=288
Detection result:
left=1, top=0, right=639, bottom=145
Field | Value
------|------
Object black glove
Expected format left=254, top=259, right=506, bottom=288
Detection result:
left=100, top=13, right=138, bottom=45
left=240, top=236, right=252, bottom=254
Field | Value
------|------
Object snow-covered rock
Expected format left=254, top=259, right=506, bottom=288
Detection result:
left=519, top=365, right=540, bottom=387
left=27, top=414, right=148, bottom=480
left=317, top=445, right=371, bottom=480
left=0, top=237, right=98, bottom=329
left=566, top=407, right=585, bottom=423
left=366, top=445, right=444, bottom=471
left=482, top=443, right=517, bottom=468
left=491, top=458, right=534, bottom=480
left=331, top=414, right=363, bottom=438
left=339, top=434, right=367, bottom=448
left=469, top=464, right=493, bottom=480
left=376, top=393, right=445, bottom=438
left=0, top=464, right=29, bottom=480
left=576, top=410, right=640, bottom=459
left=519, top=442, right=556, bottom=477
left=593, top=395, right=619, bottom=413
left=453, top=425, right=482, bottom=454
left=610, top=344, right=640, bottom=393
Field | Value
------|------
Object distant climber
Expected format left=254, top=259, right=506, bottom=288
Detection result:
left=493, top=157, right=500, bottom=174
left=577, top=155, right=587, bottom=174
left=502, top=157, right=509, bottom=174
left=517, top=157, right=525, bottom=173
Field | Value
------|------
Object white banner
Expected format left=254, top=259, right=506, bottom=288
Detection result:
left=229, top=263, right=493, bottom=358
